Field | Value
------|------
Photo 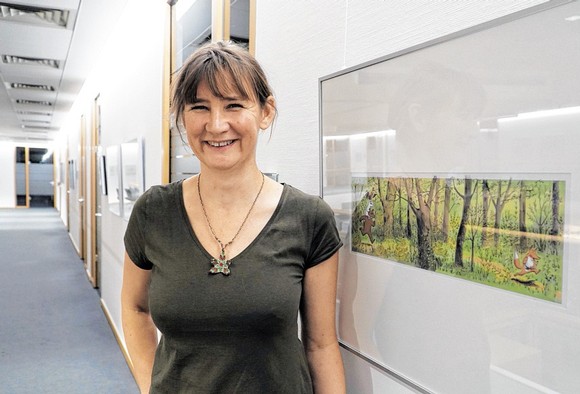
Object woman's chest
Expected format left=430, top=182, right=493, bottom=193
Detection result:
left=146, top=232, right=306, bottom=336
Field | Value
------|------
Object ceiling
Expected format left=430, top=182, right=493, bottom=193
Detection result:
left=0, top=0, right=125, bottom=143
left=0, top=0, right=250, bottom=144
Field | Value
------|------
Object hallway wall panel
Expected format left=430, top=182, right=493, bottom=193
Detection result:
left=254, top=0, right=548, bottom=197
left=253, top=0, right=549, bottom=392
left=61, top=0, right=166, bottom=353
left=0, top=143, right=16, bottom=208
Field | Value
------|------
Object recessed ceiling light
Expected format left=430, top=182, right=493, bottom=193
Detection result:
left=21, top=125, right=52, bottom=130
left=10, top=82, right=55, bottom=91
left=565, top=15, right=580, bottom=22
left=16, top=99, right=53, bottom=106
left=22, top=119, right=51, bottom=124
left=1, top=54, right=60, bottom=68
left=0, top=2, right=70, bottom=27
left=17, top=110, right=51, bottom=116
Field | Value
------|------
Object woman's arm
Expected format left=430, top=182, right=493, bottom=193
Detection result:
left=121, top=252, right=158, bottom=394
left=301, top=251, right=346, bottom=394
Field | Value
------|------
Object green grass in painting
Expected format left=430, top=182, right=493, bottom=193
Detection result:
left=352, top=176, right=564, bottom=303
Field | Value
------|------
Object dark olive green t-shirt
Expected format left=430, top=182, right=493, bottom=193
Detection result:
left=124, top=181, right=342, bottom=393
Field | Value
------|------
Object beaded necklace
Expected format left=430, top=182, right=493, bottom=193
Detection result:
left=197, top=173, right=265, bottom=275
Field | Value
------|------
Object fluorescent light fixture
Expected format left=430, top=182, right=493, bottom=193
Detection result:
left=324, top=129, right=397, bottom=141
left=10, top=82, right=55, bottom=91
left=350, top=129, right=397, bottom=140
left=564, top=15, right=580, bottom=22
left=498, top=106, right=580, bottom=123
left=323, top=135, right=349, bottom=142
left=2, top=54, right=60, bottom=68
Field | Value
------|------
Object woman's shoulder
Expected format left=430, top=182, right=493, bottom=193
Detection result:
left=281, top=183, right=332, bottom=215
left=282, top=183, right=319, bottom=203
left=134, top=181, right=183, bottom=212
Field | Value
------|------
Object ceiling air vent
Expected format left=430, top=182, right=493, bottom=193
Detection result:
left=22, top=119, right=51, bottom=124
left=2, top=54, right=60, bottom=68
left=16, top=99, right=52, bottom=106
left=0, top=2, right=69, bottom=27
left=17, top=110, right=51, bottom=116
left=10, top=82, right=55, bottom=91
left=21, top=125, right=51, bottom=130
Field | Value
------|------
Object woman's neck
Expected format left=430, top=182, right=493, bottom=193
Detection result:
left=197, top=166, right=264, bottom=209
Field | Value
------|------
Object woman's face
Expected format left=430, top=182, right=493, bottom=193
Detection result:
left=182, top=78, right=275, bottom=173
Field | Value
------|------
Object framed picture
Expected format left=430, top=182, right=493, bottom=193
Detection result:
left=121, top=138, right=145, bottom=220
left=68, top=159, right=76, bottom=191
left=105, top=145, right=122, bottom=216
left=320, top=2, right=580, bottom=393
left=98, top=147, right=107, bottom=195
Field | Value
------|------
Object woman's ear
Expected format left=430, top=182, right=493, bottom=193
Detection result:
left=259, top=96, right=276, bottom=130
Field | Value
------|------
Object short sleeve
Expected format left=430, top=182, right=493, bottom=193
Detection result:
left=124, top=191, right=153, bottom=270
left=306, top=198, right=343, bottom=268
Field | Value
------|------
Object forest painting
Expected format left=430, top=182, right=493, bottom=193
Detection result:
left=352, top=176, right=565, bottom=303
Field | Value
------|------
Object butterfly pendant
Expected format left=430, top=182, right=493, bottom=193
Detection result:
left=209, top=248, right=232, bottom=276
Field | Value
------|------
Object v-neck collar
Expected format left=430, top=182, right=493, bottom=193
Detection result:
left=177, top=180, right=289, bottom=262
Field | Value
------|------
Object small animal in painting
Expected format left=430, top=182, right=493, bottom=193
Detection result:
left=358, top=191, right=377, bottom=243
left=360, top=208, right=376, bottom=243
left=513, top=248, right=540, bottom=276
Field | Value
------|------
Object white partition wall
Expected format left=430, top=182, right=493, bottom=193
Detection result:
left=320, top=2, right=579, bottom=393
left=253, top=0, right=574, bottom=393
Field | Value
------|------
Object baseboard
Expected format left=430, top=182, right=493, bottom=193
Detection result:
left=100, top=299, right=138, bottom=385
left=67, top=232, right=82, bottom=258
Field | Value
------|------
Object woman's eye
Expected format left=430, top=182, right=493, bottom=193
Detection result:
left=227, top=103, right=244, bottom=109
left=189, top=105, right=207, bottom=111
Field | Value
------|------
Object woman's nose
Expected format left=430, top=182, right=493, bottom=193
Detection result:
left=206, top=109, right=229, bottom=133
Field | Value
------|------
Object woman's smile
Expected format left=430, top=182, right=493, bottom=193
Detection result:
left=206, top=139, right=236, bottom=148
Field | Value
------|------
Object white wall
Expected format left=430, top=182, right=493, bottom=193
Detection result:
left=60, top=0, right=166, bottom=348
left=253, top=0, right=548, bottom=392
left=254, top=0, right=548, bottom=196
left=0, top=142, right=16, bottom=208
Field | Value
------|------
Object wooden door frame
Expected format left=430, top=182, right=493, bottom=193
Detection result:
left=79, top=115, right=86, bottom=261
left=66, top=140, right=70, bottom=231
left=87, top=96, right=100, bottom=288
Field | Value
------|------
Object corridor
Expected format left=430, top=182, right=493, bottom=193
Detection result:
left=0, top=208, right=138, bottom=393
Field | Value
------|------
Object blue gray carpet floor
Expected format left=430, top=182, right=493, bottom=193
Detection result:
left=0, top=208, right=138, bottom=393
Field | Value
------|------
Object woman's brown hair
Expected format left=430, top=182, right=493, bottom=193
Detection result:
left=171, top=40, right=276, bottom=131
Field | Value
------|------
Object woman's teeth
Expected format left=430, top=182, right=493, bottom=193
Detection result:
left=207, top=140, right=234, bottom=147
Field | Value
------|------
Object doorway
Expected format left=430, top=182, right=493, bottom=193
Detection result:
left=15, top=146, right=54, bottom=208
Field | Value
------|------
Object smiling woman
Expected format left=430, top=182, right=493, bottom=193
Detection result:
left=180, top=79, right=275, bottom=172
left=121, top=41, right=346, bottom=394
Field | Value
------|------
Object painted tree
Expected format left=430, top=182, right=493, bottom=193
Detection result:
left=490, top=179, right=516, bottom=247
left=549, top=181, right=561, bottom=252
left=454, top=178, right=479, bottom=268
left=388, top=178, right=408, bottom=239
left=400, top=177, right=438, bottom=270
left=395, top=180, right=405, bottom=238
left=481, top=180, right=491, bottom=247
left=518, top=180, right=529, bottom=251
left=432, top=178, right=441, bottom=237
left=441, top=178, right=452, bottom=242
left=406, top=198, right=412, bottom=239
left=465, top=185, right=482, bottom=272
left=528, top=181, right=552, bottom=251
left=378, top=178, right=395, bottom=238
